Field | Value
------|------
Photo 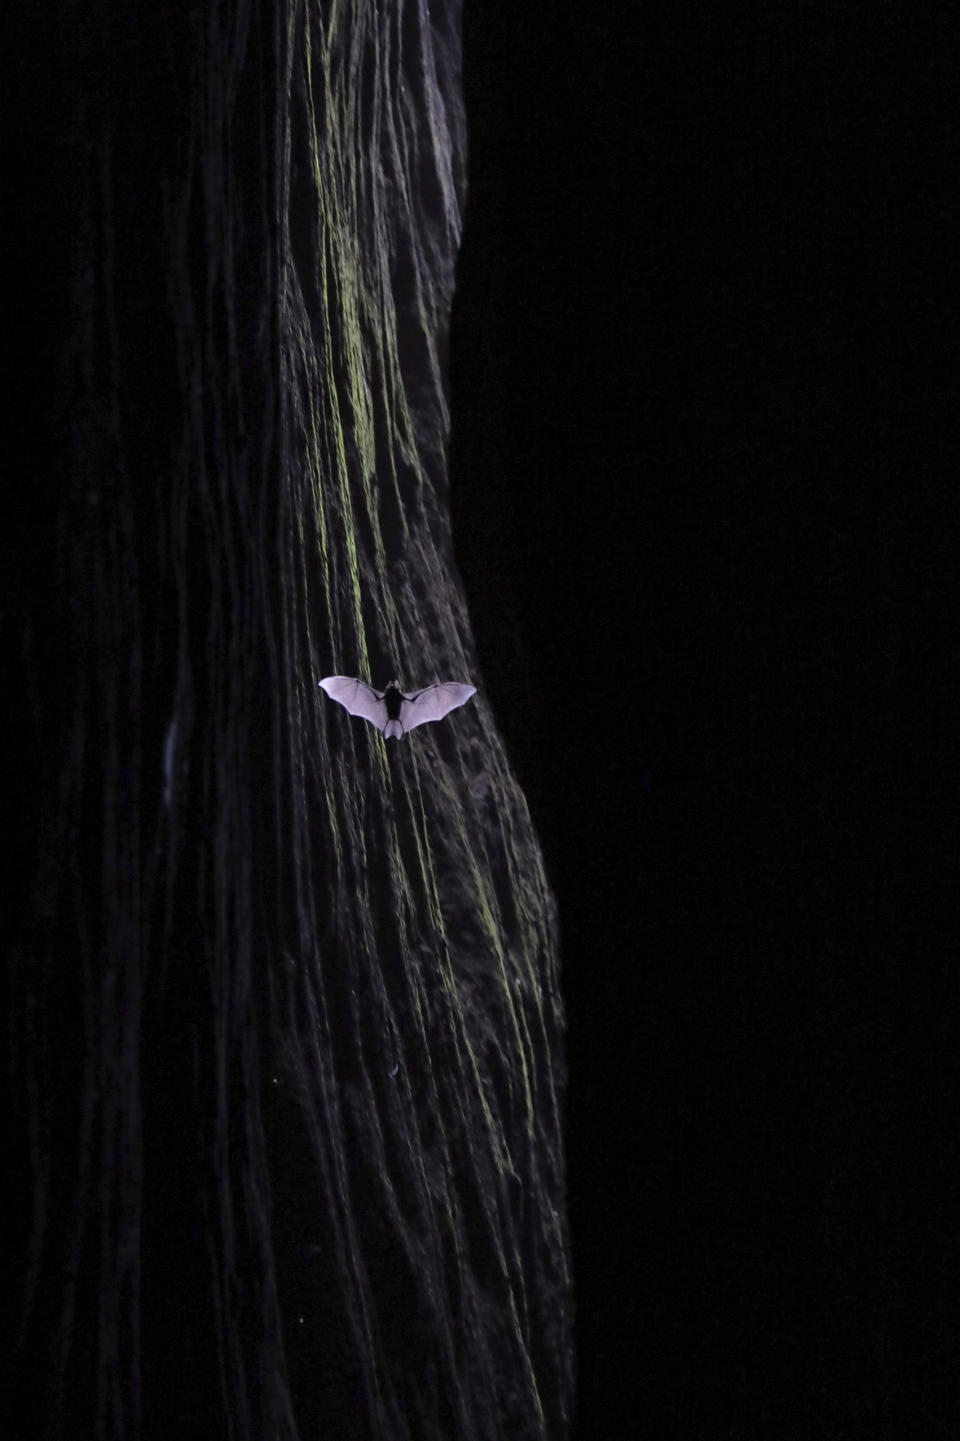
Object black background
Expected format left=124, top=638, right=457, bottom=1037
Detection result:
left=451, top=3, right=957, bottom=1437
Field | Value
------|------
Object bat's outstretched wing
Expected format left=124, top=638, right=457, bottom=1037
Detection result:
left=319, top=676, right=387, bottom=731
left=399, top=682, right=476, bottom=732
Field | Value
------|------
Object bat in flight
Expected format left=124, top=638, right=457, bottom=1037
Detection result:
left=319, top=676, right=476, bottom=739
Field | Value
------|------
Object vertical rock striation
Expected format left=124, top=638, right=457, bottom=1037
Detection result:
left=3, top=2, right=573, bottom=1437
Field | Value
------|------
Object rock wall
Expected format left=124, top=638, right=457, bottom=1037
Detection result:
left=3, top=3, right=573, bottom=1436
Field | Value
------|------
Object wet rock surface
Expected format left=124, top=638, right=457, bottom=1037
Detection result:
left=3, top=3, right=573, bottom=1437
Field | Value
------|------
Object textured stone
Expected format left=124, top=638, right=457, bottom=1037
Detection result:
left=3, top=3, right=573, bottom=1436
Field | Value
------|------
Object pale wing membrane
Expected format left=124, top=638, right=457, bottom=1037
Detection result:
left=400, top=683, right=476, bottom=732
left=319, top=676, right=387, bottom=731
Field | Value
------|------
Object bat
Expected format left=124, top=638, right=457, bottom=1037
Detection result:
left=319, top=676, right=476, bottom=739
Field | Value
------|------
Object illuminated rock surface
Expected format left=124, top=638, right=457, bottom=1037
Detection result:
left=3, top=3, right=573, bottom=1436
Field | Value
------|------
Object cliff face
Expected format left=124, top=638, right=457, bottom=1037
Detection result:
left=3, top=3, right=572, bottom=1437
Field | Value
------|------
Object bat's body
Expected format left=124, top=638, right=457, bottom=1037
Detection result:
left=319, top=676, right=476, bottom=739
